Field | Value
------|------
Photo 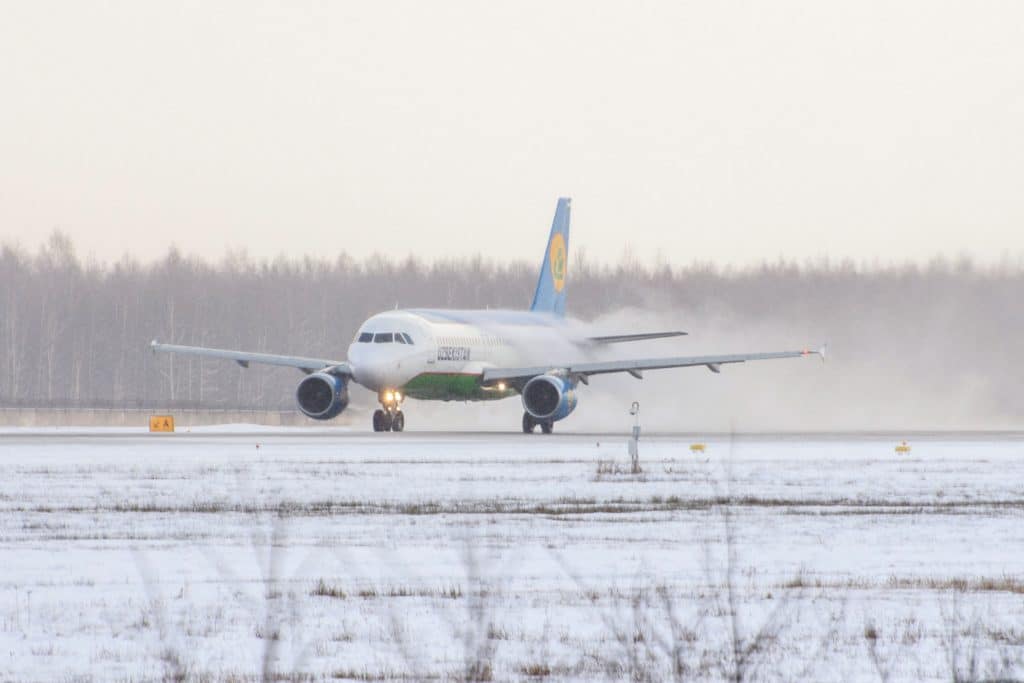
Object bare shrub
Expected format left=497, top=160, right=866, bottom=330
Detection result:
left=863, top=620, right=892, bottom=683
left=705, top=448, right=805, bottom=683
left=378, top=538, right=515, bottom=681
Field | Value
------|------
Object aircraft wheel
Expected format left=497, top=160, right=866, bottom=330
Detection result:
left=522, top=412, right=535, bottom=434
left=372, top=409, right=386, bottom=432
left=391, top=411, right=405, bottom=432
left=540, top=420, right=554, bottom=435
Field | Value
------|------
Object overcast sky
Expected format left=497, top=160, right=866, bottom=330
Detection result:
left=2, top=1, right=1023, bottom=267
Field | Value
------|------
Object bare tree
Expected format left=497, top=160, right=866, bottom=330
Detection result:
left=1, top=233, right=1022, bottom=426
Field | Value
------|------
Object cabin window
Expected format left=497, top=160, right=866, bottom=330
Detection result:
left=358, top=332, right=373, bottom=343
left=374, top=333, right=394, bottom=343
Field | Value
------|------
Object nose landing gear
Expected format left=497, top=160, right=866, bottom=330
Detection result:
left=373, top=390, right=405, bottom=432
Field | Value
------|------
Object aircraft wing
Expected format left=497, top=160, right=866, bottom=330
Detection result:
left=150, top=340, right=352, bottom=375
left=586, top=331, right=687, bottom=344
left=482, top=346, right=825, bottom=383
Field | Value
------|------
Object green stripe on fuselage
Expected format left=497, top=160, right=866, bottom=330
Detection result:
left=402, top=373, right=509, bottom=401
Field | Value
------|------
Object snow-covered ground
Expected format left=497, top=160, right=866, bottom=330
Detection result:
left=1, top=429, right=1023, bottom=681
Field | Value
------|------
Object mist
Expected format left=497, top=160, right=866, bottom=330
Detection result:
left=1, top=234, right=1019, bottom=431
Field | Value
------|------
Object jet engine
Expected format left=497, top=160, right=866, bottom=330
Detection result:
left=522, top=375, right=578, bottom=422
left=296, top=372, right=350, bottom=420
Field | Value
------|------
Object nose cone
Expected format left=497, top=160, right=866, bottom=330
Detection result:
left=353, top=359, right=388, bottom=391
left=348, top=343, right=407, bottom=391
left=348, top=344, right=378, bottom=389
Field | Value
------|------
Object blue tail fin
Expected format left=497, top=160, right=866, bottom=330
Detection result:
left=530, top=197, right=571, bottom=316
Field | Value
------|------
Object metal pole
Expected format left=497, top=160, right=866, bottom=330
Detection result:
left=628, top=401, right=641, bottom=474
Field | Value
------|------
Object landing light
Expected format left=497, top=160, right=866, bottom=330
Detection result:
left=395, top=391, right=402, bottom=402
left=384, top=390, right=394, bottom=403
left=497, top=382, right=506, bottom=391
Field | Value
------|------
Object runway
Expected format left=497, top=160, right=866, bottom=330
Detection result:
left=3, top=425, right=1022, bottom=442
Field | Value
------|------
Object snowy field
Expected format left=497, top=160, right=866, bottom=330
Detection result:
left=2, top=428, right=1024, bottom=682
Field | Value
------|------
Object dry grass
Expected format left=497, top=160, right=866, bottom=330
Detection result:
left=16, top=494, right=1024, bottom=518
left=518, top=662, right=552, bottom=677
left=311, top=580, right=464, bottom=600
left=779, top=574, right=1024, bottom=595
left=330, top=670, right=434, bottom=681
left=311, top=579, right=347, bottom=599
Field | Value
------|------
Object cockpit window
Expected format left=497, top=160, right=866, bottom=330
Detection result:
left=360, top=331, right=412, bottom=344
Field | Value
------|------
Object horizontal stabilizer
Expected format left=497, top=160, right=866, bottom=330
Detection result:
left=587, top=331, right=687, bottom=344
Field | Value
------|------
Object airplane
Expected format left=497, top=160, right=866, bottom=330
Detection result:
left=151, top=198, right=824, bottom=433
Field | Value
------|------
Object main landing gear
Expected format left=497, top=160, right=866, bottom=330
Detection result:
left=372, top=409, right=404, bottom=432
left=522, top=411, right=553, bottom=434
left=373, top=390, right=405, bottom=432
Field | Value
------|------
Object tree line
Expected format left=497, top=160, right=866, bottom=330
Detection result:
left=1, top=232, right=1021, bottom=420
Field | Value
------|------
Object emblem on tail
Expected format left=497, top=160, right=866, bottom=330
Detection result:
left=549, top=233, right=566, bottom=293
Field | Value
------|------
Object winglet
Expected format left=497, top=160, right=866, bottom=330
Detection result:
left=801, top=344, right=828, bottom=362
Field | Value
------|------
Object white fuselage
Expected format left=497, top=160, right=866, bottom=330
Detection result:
left=347, top=309, right=586, bottom=399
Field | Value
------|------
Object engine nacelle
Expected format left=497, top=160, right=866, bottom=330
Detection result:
left=296, top=372, right=350, bottom=420
left=522, top=374, right=578, bottom=422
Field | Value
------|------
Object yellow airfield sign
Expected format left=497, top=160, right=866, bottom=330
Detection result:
left=149, top=415, right=175, bottom=433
